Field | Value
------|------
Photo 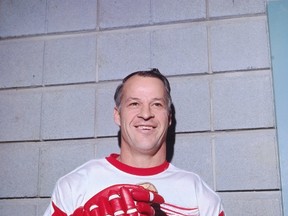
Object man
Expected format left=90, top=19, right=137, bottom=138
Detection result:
left=44, top=69, right=225, bottom=216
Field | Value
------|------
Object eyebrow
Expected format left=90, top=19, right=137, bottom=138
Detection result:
left=125, top=97, right=140, bottom=102
left=125, top=97, right=166, bottom=103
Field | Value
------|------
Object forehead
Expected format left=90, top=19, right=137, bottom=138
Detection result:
left=122, top=75, right=166, bottom=97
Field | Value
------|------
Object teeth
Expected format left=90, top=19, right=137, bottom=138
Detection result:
left=138, top=126, right=153, bottom=130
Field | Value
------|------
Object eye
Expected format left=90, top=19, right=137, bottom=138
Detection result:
left=152, top=102, right=163, bottom=107
left=129, top=102, right=139, bottom=107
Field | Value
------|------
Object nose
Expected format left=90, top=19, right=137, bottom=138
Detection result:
left=137, top=104, right=154, bottom=120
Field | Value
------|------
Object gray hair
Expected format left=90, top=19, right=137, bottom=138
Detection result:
left=114, top=68, right=172, bottom=113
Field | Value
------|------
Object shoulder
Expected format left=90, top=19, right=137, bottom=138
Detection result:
left=161, top=164, right=224, bottom=214
left=166, top=163, right=203, bottom=183
left=166, top=164, right=221, bottom=200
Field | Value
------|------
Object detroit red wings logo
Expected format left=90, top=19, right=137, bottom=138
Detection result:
left=139, top=182, right=225, bottom=216
left=139, top=182, right=199, bottom=216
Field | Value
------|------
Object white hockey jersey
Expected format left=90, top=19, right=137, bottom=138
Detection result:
left=44, top=154, right=225, bottom=216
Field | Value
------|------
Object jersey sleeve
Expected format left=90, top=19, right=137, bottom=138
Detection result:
left=195, top=177, right=225, bottom=216
left=43, top=178, right=74, bottom=216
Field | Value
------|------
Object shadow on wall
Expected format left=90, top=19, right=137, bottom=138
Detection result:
left=166, top=104, right=176, bottom=162
left=116, top=104, right=177, bottom=162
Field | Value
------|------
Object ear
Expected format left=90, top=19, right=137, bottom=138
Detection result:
left=114, top=107, right=121, bottom=126
left=168, top=113, right=172, bottom=126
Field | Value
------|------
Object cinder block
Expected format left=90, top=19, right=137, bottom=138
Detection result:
left=0, top=198, right=50, bottom=216
left=151, top=25, right=208, bottom=75
left=220, top=191, right=282, bottom=216
left=46, top=0, right=97, bottom=33
left=0, top=204, right=36, bottom=216
left=44, top=35, right=96, bottom=85
left=0, top=143, right=39, bottom=197
left=210, top=18, right=270, bottom=72
left=95, top=137, right=121, bottom=158
left=41, top=87, right=96, bottom=140
left=170, top=76, right=210, bottom=132
left=212, top=70, right=275, bottom=130
left=152, top=0, right=206, bottom=23
left=95, top=82, right=120, bottom=137
left=97, top=31, right=150, bottom=81
left=0, top=40, right=44, bottom=88
left=0, top=0, right=46, bottom=37
left=39, top=140, right=95, bottom=196
left=0, top=91, right=42, bottom=142
left=171, top=133, right=214, bottom=188
left=209, top=0, right=266, bottom=18
left=38, top=198, right=50, bottom=216
left=214, top=129, right=280, bottom=191
left=99, top=0, right=150, bottom=29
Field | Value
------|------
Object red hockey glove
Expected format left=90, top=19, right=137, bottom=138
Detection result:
left=71, top=183, right=164, bottom=216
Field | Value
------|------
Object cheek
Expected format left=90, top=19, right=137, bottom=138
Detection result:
left=119, top=112, right=135, bottom=126
left=159, top=111, right=171, bottom=122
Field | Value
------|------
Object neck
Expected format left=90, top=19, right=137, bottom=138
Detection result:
left=118, top=145, right=166, bottom=168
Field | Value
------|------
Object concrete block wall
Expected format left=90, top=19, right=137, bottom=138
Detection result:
left=0, top=0, right=282, bottom=215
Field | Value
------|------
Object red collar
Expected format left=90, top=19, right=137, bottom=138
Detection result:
left=106, top=153, right=169, bottom=176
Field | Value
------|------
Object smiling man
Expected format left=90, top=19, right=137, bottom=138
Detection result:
left=44, top=69, right=225, bottom=216
left=114, top=73, right=171, bottom=168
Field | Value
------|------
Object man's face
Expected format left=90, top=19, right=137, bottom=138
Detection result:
left=114, top=75, right=171, bottom=155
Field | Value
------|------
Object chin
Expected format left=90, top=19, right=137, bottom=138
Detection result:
left=136, top=143, right=161, bottom=153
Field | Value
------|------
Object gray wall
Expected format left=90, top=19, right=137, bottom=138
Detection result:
left=0, top=1, right=282, bottom=215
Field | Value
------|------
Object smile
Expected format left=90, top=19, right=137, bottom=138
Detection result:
left=135, top=125, right=156, bottom=130
left=135, top=124, right=156, bottom=131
